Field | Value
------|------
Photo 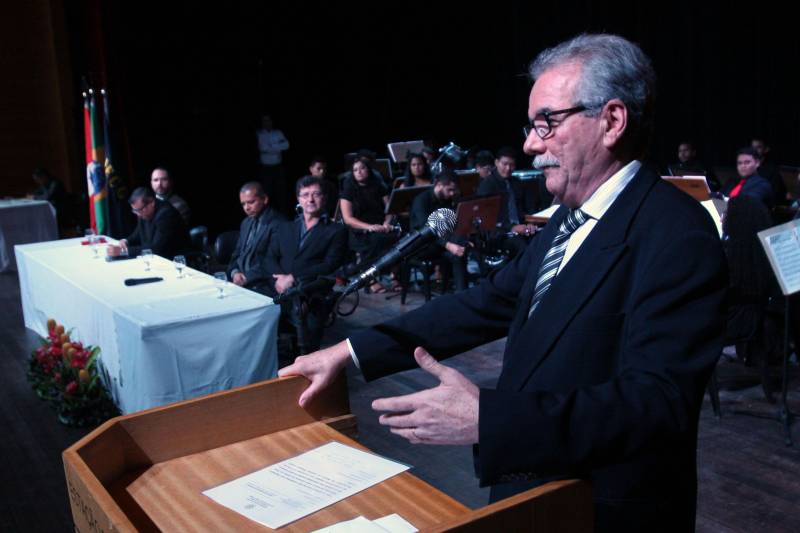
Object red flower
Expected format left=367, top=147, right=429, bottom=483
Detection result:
left=65, top=381, right=78, bottom=395
left=54, top=372, right=62, bottom=383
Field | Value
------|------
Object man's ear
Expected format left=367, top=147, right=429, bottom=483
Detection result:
left=600, top=98, right=628, bottom=150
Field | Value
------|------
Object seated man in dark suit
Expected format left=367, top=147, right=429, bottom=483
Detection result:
left=227, top=181, right=285, bottom=292
left=264, top=176, right=347, bottom=354
left=476, top=146, right=538, bottom=261
left=409, top=173, right=469, bottom=291
left=281, top=34, right=727, bottom=532
left=107, top=187, right=189, bottom=259
left=723, top=147, right=775, bottom=209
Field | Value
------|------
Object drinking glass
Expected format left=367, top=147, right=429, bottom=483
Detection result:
left=173, top=255, right=186, bottom=278
left=213, top=271, right=227, bottom=298
left=141, top=249, right=153, bottom=272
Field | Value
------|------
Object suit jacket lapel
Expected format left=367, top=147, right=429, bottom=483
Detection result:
left=499, top=167, right=659, bottom=391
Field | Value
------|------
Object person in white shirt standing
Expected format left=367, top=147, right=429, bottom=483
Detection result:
left=257, top=114, right=290, bottom=212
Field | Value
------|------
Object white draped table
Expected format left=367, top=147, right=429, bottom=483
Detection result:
left=0, top=199, right=57, bottom=272
left=15, top=238, right=280, bottom=414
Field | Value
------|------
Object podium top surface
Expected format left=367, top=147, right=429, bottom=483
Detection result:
left=128, top=421, right=467, bottom=531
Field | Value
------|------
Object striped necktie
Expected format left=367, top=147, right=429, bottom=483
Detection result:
left=528, top=208, right=588, bottom=317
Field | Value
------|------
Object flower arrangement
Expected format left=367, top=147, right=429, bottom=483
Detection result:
left=27, top=318, right=119, bottom=427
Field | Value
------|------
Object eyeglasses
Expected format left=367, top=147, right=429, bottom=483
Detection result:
left=298, top=191, right=323, bottom=200
left=131, top=201, right=152, bottom=214
left=523, top=105, right=589, bottom=140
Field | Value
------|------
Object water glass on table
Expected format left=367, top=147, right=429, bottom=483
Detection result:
left=173, top=255, right=186, bottom=278
left=141, top=249, right=153, bottom=272
left=213, top=271, right=227, bottom=299
left=84, top=229, right=99, bottom=258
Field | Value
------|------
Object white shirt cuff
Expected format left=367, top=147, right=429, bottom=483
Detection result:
left=345, top=338, right=360, bottom=369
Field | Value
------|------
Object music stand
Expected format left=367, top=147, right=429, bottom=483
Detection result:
left=385, top=185, right=432, bottom=216
left=454, top=170, right=481, bottom=198
left=754, top=220, right=800, bottom=445
left=662, top=175, right=711, bottom=202
left=454, top=195, right=502, bottom=238
left=387, top=140, right=426, bottom=163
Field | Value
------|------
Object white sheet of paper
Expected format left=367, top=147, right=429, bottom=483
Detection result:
left=373, top=513, right=418, bottom=532
left=312, top=516, right=389, bottom=533
left=203, top=441, right=410, bottom=529
left=311, top=513, right=417, bottom=533
left=759, top=222, right=800, bottom=295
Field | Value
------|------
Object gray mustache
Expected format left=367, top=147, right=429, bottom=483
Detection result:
left=533, top=155, right=560, bottom=169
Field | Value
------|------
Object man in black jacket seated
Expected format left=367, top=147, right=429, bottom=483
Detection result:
left=475, top=147, right=538, bottom=264
left=264, top=176, right=347, bottom=354
left=107, top=187, right=189, bottom=259
left=409, top=174, right=469, bottom=291
left=227, top=181, right=286, bottom=292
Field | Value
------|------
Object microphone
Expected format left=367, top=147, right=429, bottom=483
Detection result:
left=343, top=208, right=457, bottom=295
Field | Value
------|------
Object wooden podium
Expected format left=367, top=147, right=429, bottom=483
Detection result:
left=63, top=376, right=592, bottom=532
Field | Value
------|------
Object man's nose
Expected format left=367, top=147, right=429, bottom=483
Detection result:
left=523, top=131, right=545, bottom=156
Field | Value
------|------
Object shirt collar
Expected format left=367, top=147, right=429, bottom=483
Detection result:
left=579, top=160, right=641, bottom=221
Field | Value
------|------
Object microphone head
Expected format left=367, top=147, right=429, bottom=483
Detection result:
left=426, top=208, right=457, bottom=238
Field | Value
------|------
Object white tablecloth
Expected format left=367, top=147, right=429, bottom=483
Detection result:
left=15, top=238, right=280, bottom=414
left=0, top=199, right=57, bottom=272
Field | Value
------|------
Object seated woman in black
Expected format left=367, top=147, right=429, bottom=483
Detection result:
left=401, top=153, right=433, bottom=188
left=340, top=157, right=398, bottom=293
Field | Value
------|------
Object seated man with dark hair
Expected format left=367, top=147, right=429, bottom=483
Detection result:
left=264, top=176, right=348, bottom=354
left=307, top=155, right=339, bottom=218
left=107, top=187, right=190, bottom=259
left=751, top=137, right=788, bottom=205
left=723, top=147, right=774, bottom=209
left=473, top=150, right=495, bottom=179
left=410, top=174, right=469, bottom=291
left=667, top=141, right=720, bottom=192
left=151, top=166, right=191, bottom=225
left=476, top=146, right=538, bottom=261
left=228, top=181, right=286, bottom=291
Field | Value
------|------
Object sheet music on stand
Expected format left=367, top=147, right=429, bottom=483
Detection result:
left=387, top=141, right=426, bottom=164
left=758, top=219, right=800, bottom=296
left=756, top=219, right=799, bottom=446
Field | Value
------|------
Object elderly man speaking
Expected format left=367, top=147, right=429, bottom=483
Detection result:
left=280, top=34, right=726, bottom=532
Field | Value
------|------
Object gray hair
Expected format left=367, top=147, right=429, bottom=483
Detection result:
left=529, top=34, right=656, bottom=157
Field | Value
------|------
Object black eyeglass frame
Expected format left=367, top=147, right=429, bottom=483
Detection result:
left=523, top=104, right=591, bottom=140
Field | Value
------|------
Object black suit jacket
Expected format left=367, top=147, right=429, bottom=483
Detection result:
left=263, top=216, right=347, bottom=297
left=722, top=174, right=775, bottom=209
left=227, top=207, right=286, bottom=285
left=125, top=199, right=190, bottom=259
left=349, top=165, right=727, bottom=532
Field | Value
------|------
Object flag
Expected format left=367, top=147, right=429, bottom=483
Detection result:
left=84, top=91, right=108, bottom=235
left=102, top=90, right=131, bottom=238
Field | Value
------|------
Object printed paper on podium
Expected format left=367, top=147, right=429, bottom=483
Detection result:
left=203, top=441, right=410, bottom=529
left=758, top=219, right=800, bottom=296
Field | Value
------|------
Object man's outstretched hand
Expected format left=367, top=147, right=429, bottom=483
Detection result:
left=278, top=341, right=351, bottom=407
left=372, top=347, right=479, bottom=445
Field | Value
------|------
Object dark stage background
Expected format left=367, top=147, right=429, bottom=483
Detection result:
left=9, top=1, right=799, bottom=237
